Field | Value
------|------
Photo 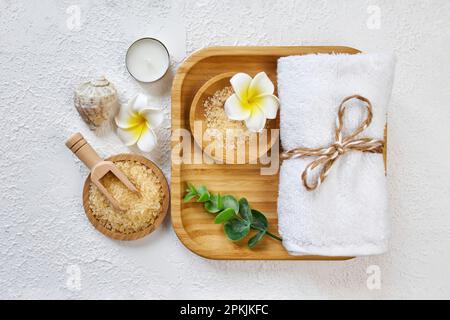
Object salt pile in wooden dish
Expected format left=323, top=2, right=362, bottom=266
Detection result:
left=203, top=86, right=251, bottom=150
left=88, top=160, right=163, bottom=234
left=203, top=86, right=275, bottom=153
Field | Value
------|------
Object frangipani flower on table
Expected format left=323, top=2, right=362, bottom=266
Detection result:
left=115, top=93, right=164, bottom=152
left=224, top=72, right=279, bottom=132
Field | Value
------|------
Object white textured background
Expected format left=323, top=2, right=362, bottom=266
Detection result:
left=1, top=0, right=449, bottom=299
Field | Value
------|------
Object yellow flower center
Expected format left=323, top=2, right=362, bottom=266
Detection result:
left=128, top=112, right=146, bottom=127
left=126, top=112, right=149, bottom=139
left=241, top=91, right=262, bottom=111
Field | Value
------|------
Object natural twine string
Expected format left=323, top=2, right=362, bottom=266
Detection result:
left=280, top=95, right=384, bottom=191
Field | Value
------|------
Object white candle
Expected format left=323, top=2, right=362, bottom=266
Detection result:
left=126, top=38, right=170, bottom=83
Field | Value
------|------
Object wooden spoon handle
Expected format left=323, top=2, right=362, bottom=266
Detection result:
left=66, top=132, right=102, bottom=170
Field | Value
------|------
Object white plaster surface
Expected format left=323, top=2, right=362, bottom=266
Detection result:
left=1, top=0, right=450, bottom=299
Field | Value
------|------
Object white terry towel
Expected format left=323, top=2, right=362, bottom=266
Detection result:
left=277, top=53, right=396, bottom=256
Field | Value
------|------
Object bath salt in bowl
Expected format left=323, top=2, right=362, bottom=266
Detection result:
left=83, top=154, right=170, bottom=240
left=203, top=86, right=252, bottom=151
left=189, top=72, right=279, bottom=164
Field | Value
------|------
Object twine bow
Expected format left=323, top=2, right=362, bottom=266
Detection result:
left=281, top=95, right=384, bottom=191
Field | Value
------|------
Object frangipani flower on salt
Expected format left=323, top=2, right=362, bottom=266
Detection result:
left=115, top=93, right=164, bottom=152
left=224, top=72, right=279, bottom=132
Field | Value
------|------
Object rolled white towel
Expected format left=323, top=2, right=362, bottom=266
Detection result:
left=277, top=53, right=396, bottom=256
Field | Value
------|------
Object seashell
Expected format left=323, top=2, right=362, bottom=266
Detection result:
left=74, top=76, right=120, bottom=130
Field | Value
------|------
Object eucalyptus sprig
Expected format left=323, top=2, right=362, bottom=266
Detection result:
left=183, top=183, right=282, bottom=248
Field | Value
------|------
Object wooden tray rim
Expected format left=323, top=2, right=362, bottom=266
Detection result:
left=171, top=46, right=361, bottom=260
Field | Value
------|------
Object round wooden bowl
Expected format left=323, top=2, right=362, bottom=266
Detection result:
left=82, top=154, right=170, bottom=241
left=189, top=72, right=279, bottom=163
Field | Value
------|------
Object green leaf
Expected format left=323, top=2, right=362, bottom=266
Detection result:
left=217, top=193, right=223, bottom=210
left=204, top=194, right=222, bottom=213
left=239, top=198, right=253, bottom=222
left=222, top=195, right=239, bottom=213
left=248, top=230, right=266, bottom=248
left=214, top=208, right=236, bottom=224
left=198, top=193, right=210, bottom=202
left=204, top=201, right=218, bottom=213
left=186, top=182, right=197, bottom=194
left=224, top=218, right=250, bottom=241
left=183, top=192, right=197, bottom=203
left=196, top=185, right=210, bottom=202
left=250, top=209, right=268, bottom=229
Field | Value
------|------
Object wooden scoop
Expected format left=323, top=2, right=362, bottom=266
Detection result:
left=66, top=132, right=138, bottom=211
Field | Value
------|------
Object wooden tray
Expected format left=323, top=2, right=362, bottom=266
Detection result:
left=171, top=46, right=361, bottom=260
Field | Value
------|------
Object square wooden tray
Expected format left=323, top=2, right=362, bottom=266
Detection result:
left=171, top=46, right=360, bottom=260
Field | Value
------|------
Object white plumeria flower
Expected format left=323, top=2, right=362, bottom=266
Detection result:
left=115, top=93, right=164, bottom=152
left=224, top=72, right=279, bottom=132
